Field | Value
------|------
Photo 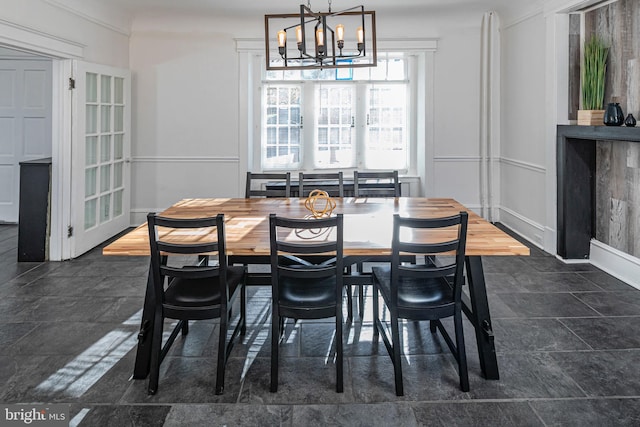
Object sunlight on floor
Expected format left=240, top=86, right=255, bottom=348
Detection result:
left=35, top=310, right=143, bottom=397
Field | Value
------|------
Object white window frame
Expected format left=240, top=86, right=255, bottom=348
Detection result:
left=258, top=56, right=413, bottom=173
left=237, top=39, right=437, bottom=195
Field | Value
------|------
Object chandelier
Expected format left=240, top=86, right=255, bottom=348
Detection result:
left=264, top=1, right=377, bottom=70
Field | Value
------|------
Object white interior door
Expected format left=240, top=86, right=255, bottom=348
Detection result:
left=0, top=59, right=52, bottom=222
left=71, top=61, right=131, bottom=257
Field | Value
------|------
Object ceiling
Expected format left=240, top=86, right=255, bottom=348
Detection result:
left=97, top=0, right=540, bottom=19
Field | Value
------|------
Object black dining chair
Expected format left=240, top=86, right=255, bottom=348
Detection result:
left=353, top=170, right=400, bottom=198
left=298, top=171, right=344, bottom=198
left=350, top=170, right=401, bottom=318
left=245, top=171, right=291, bottom=198
left=372, top=212, right=469, bottom=396
left=269, top=213, right=345, bottom=393
left=146, top=213, right=247, bottom=395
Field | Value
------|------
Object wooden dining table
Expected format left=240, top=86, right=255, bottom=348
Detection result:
left=103, top=197, right=529, bottom=382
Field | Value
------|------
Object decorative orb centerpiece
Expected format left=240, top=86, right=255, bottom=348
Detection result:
left=304, top=189, right=336, bottom=218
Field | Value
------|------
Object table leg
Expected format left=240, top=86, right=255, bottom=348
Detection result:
left=464, top=256, right=499, bottom=380
left=132, top=261, right=155, bottom=379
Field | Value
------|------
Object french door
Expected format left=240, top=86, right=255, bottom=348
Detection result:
left=70, top=61, right=131, bottom=257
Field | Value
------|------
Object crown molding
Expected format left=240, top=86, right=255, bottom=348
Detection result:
left=0, top=18, right=84, bottom=58
left=43, top=0, right=131, bottom=36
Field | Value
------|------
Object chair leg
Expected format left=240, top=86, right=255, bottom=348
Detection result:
left=372, top=282, right=379, bottom=338
left=181, top=319, right=189, bottom=336
left=454, top=312, right=469, bottom=392
left=345, top=271, right=354, bottom=321
left=390, top=313, right=404, bottom=396
left=335, top=309, right=344, bottom=393
left=270, top=305, right=279, bottom=393
left=240, top=284, right=247, bottom=336
left=215, top=309, right=228, bottom=395
left=357, top=262, right=365, bottom=319
left=429, top=319, right=437, bottom=333
left=147, top=309, right=164, bottom=395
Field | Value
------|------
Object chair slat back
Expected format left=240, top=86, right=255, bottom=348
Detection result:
left=147, top=213, right=227, bottom=283
left=269, top=213, right=344, bottom=282
left=246, top=172, right=291, bottom=198
left=391, top=212, right=468, bottom=301
left=299, top=172, right=344, bottom=198
left=353, top=170, right=400, bottom=197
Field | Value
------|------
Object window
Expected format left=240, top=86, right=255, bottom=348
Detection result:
left=261, top=54, right=410, bottom=171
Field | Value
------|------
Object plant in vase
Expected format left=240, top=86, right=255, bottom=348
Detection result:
left=578, top=35, right=608, bottom=125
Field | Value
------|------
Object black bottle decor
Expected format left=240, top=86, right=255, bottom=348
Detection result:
left=604, top=102, right=624, bottom=126
left=625, top=113, right=636, bottom=127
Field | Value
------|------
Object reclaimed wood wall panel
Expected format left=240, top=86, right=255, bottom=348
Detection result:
left=584, top=0, right=640, bottom=115
left=596, top=140, right=640, bottom=258
left=580, top=0, right=640, bottom=259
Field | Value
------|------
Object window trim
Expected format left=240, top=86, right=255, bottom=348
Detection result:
left=237, top=38, right=436, bottom=195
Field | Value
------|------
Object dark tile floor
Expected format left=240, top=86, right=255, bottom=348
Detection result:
left=2, top=224, right=640, bottom=426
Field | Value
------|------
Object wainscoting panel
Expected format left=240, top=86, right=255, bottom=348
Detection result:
left=130, top=156, right=239, bottom=225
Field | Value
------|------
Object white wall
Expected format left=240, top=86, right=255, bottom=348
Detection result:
left=499, top=12, right=548, bottom=248
left=1, top=0, right=129, bottom=65
left=128, top=12, right=490, bottom=222
left=129, top=30, right=242, bottom=219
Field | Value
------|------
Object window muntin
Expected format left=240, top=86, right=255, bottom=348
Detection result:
left=261, top=53, right=409, bottom=171
left=365, top=84, right=407, bottom=169
left=263, top=85, right=302, bottom=168
left=315, top=85, right=355, bottom=168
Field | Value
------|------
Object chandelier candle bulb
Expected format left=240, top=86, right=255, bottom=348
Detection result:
left=277, top=30, right=286, bottom=56
left=316, top=27, right=325, bottom=46
left=356, top=25, right=364, bottom=51
left=296, top=25, right=303, bottom=44
left=336, top=23, right=345, bottom=50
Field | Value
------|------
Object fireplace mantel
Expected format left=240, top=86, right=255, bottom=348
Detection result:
left=556, top=125, right=640, bottom=259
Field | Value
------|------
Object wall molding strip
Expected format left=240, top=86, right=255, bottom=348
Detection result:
left=500, top=156, right=546, bottom=173
left=132, top=156, right=240, bottom=163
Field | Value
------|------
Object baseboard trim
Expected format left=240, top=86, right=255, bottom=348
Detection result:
left=590, top=240, right=640, bottom=291
left=497, top=206, right=545, bottom=248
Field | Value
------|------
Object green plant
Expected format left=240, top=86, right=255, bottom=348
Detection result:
left=581, top=35, right=609, bottom=110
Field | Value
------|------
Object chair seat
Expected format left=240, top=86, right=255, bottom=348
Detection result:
left=278, top=276, right=338, bottom=309
left=165, top=266, right=245, bottom=307
left=372, top=266, right=454, bottom=311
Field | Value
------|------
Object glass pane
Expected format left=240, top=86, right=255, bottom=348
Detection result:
left=100, top=194, right=111, bottom=223
left=266, top=107, right=277, bottom=124
left=113, top=189, right=123, bottom=216
left=84, top=198, right=97, bottom=230
left=101, top=105, right=111, bottom=132
left=85, top=167, right=97, bottom=197
left=86, top=105, right=98, bottom=134
left=371, top=60, right=386, bottom=80
left=114, top=77, right=124, bottom=104
left=387, top=59, right=405, bottom=80
left=114, top=106, right=124, bottom=132
left=100, top=135, right=111, bottom=162
left=278, top=107, right=289, bottom=124
left=85, top=136, right=98, bottom=166
left=114, top=134, right=123, bottom=160
left=86, top=73, right=98, bottom=103
left=113, top=161, right=123, bottom=188
left=101, top=75, right=111, bottom=103
left=100, top=165, right=111, bottom=192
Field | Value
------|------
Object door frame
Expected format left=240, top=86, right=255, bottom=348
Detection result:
left=0, top=20, right=83, bottom=260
